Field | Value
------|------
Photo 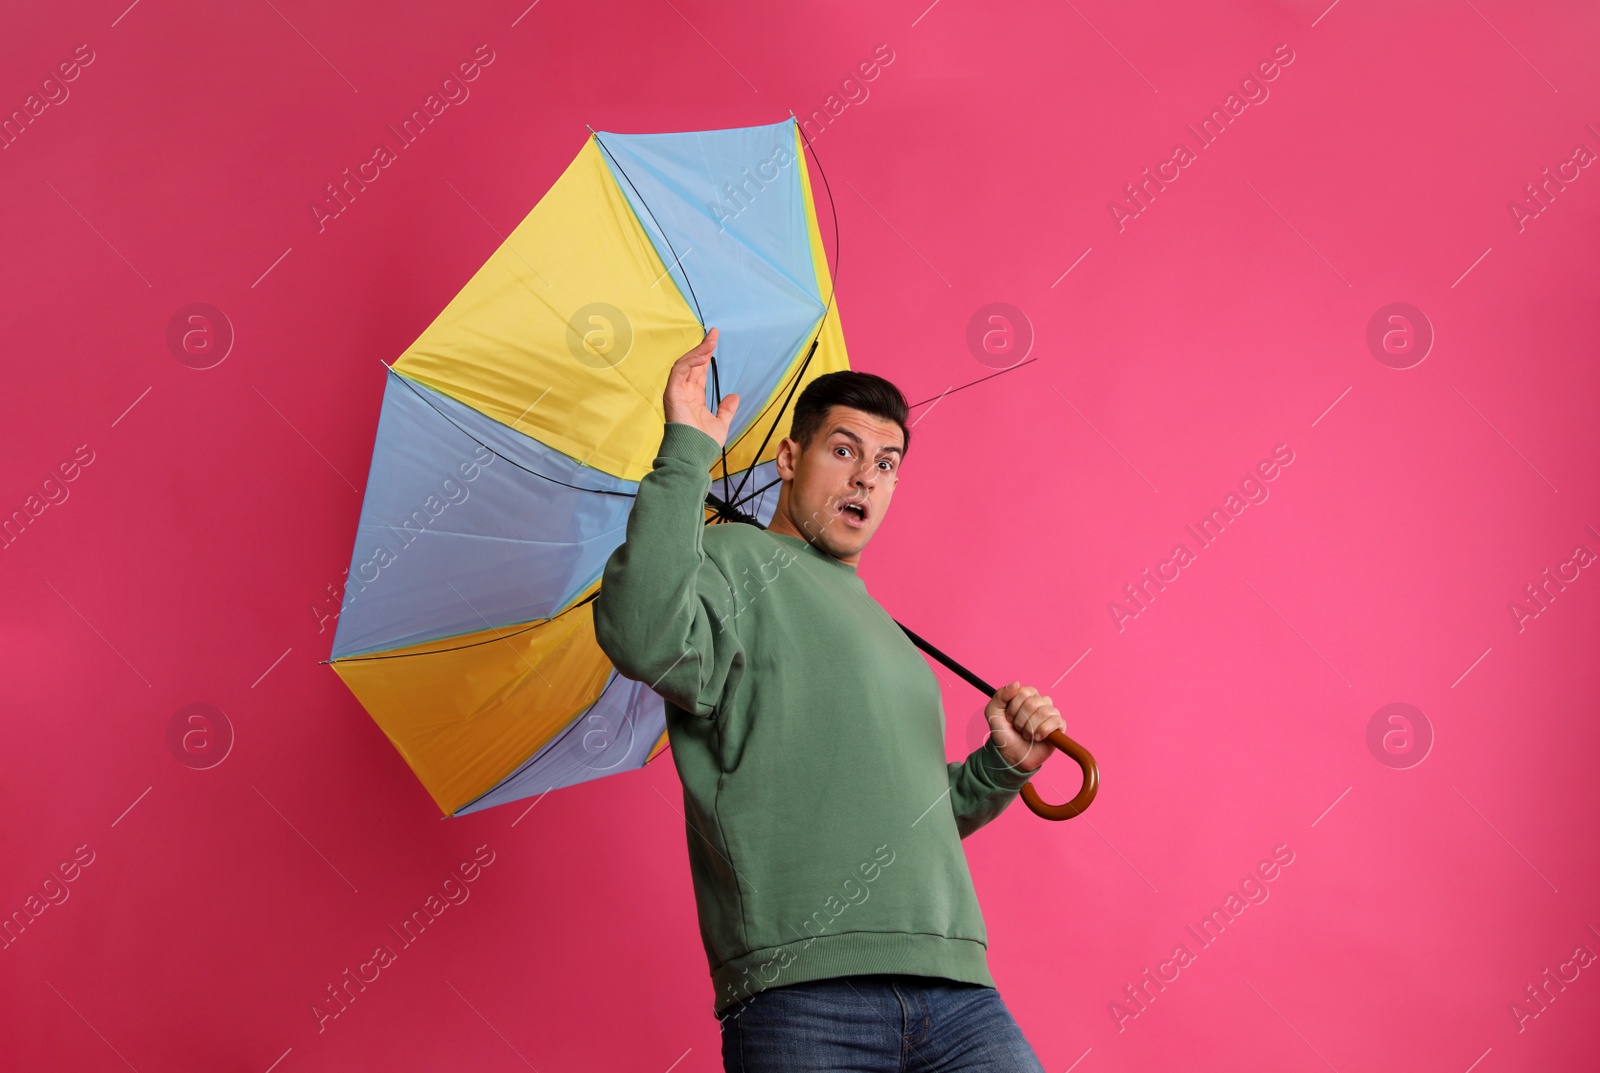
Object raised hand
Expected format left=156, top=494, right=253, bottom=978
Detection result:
left=663, top=327, right=740, bottom=448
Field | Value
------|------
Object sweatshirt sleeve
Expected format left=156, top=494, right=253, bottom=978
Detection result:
left=593, top=421, right=744, bottom=720
left=946, top=737, right=1036, bottom=839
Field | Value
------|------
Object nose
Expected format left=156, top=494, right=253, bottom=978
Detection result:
left=850, top=460, right=885, bottom=502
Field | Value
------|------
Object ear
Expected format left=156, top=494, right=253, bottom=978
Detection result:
left=775, top=436, right=797, bottom=480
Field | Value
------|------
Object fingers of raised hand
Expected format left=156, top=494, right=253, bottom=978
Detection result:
left=679, top=351, right=708, bottom=384
left=673, top=329, right=717, bottom=369
left=687, top=328, right=717, bottom=362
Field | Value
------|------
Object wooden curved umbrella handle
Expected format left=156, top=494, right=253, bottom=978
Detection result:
left=1019, top=728, right=1100, bottom=821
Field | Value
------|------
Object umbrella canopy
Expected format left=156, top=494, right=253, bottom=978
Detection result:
left=327, top=117, right=848, bottom=817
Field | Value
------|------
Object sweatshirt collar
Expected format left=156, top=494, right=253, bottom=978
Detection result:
left=767, top=531, right=859, bottom=574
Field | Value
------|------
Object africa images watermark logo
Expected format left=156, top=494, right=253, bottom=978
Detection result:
left=310, top=845, right=497, bottom=1032
left=1, top=443, right=95, bottom=553
left=705, top=142, right=797, bottom=233
left=1108, top=44, right=1296, bottom=232
left=343, top=445, right=496, bottom=601
left=718, top=843, right=896, bottom=1014
left=1, top=843, right=96, bottom=951
left=1108, top=444, right=1296, bottom=631
left=565, top=303, right=634, bottom=369
left=310, top=45, right=497, bottom=233
left=166, top=303, right=236, bottom=370
left=1109, top=842, right=1296, bottom=1031
left=0, top=43, right=96, bottom=153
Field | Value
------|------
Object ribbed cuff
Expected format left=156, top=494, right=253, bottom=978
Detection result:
left=972, top=737, right=1037, bottom=792
left=660, top=421, right=723, bottom=468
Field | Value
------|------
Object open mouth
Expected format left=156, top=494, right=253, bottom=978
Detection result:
left=838, top=501, right=868, bottom=528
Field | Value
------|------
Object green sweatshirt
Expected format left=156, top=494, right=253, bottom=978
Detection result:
left=593, top=421, right=1036, bottom=1017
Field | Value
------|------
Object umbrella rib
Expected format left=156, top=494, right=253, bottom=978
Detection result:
left=593, top=129, right=740, bottom=516
left=724, top=116, right=841, bottom=509
left=591, top=130, right=706, bottom=326
left=451, top=669, right=632, bottom=816
left=384, top=367, right=777, bottom=529
left=326, top=590, right=602, bottom=663
left=387, top=368, right=636, bottom=498
left=586, top=122, right=841, bottom=519
left=709, top=348, right=734, bottom=518
left=712, top=342, right=810, bottom=481
left=721, top=335, right=819, bottom=510
left=731, top=473, right=782, bottom=511
left=906, top=357, right=1040, bottom=411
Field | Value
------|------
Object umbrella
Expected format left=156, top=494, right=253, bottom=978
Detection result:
left=323, top=117, right=1097, bottom=821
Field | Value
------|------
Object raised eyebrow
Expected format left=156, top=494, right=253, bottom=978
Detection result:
left=829, top=427, right=905, bottom=457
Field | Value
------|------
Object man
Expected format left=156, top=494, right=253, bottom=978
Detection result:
left=594, top=327, right=1065, bottom=1072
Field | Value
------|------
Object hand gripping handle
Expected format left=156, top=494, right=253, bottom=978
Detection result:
left=888, top=621, right=1102, bottom=822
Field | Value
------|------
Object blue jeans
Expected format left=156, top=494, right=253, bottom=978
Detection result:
left=718, top=973, right=1046, bottom=1072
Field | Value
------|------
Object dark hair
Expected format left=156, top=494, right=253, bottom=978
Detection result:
left=789, top=370, right=911, bottom=458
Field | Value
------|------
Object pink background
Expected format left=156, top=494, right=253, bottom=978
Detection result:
left=4, top=0, right=1599, bottom=1070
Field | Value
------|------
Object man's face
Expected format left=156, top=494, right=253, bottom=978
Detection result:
left=773, top=404, right=904, bottom=566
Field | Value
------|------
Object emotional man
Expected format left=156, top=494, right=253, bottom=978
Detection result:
left=594, top=327, right=1065, bottom=1072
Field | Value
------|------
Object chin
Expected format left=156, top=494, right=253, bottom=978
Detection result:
left=820, top=528, right=871, bottom=557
